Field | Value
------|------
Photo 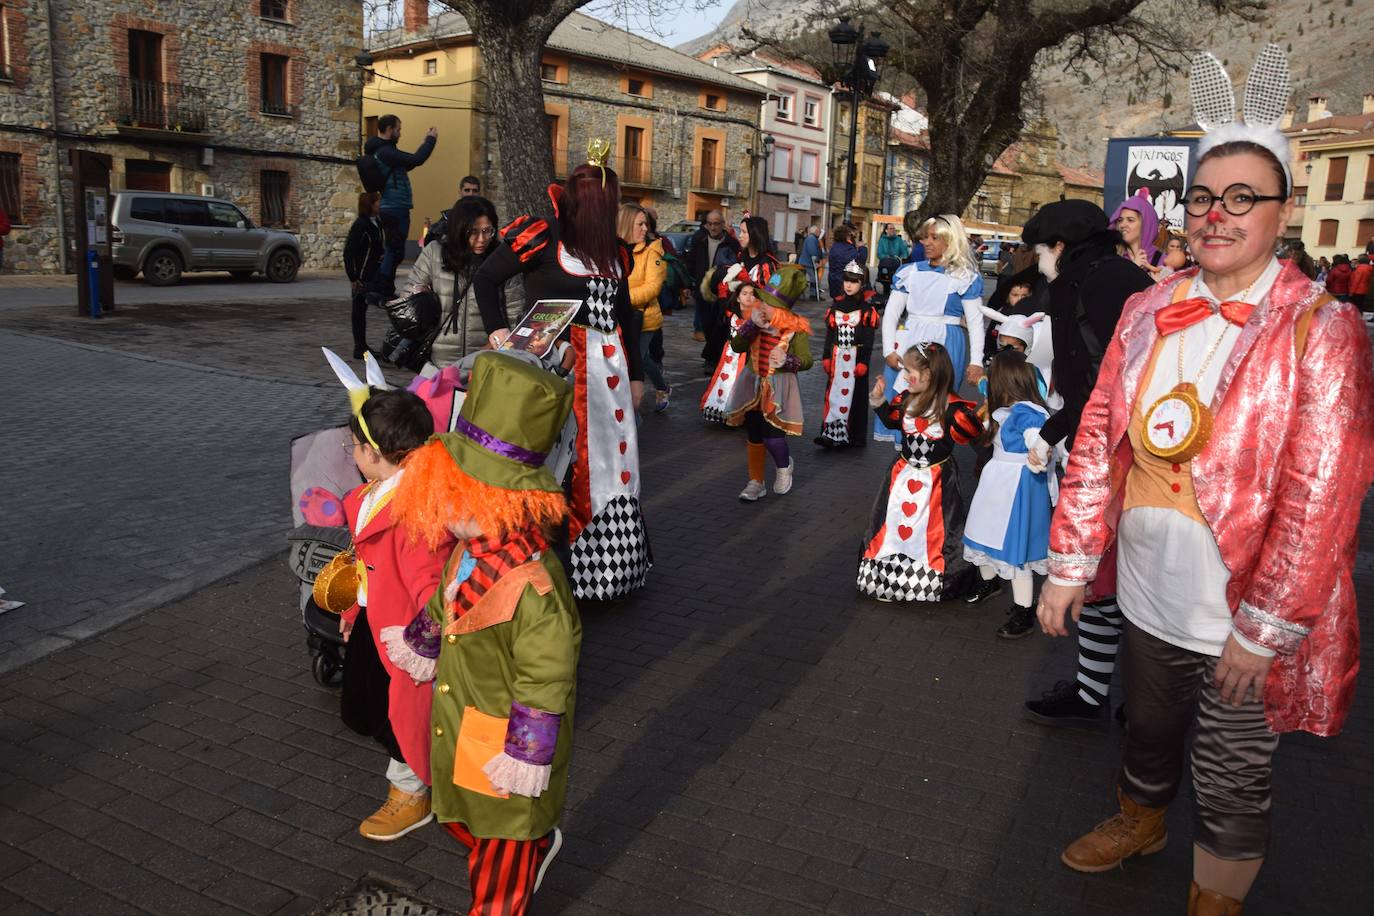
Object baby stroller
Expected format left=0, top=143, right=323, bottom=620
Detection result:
left=875, top=256, right=901, bottom=300
left=287, top=425, right=363, bottom=687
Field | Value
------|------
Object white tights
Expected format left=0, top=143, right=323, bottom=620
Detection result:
left=979, top=565, right=1033, bottom=607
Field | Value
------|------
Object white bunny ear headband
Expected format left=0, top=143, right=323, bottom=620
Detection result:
left=322, top=347, right=390, bottom=449
left=1190, top=44, right=1292, bottom=193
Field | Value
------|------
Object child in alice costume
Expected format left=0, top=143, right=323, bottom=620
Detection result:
left=961, top=349, right=1055, bottom=639
left=815, top=260, right=881, bottom=449
left=858, top=341, right=982, bottom=602
left=724, top=265, right=813, bottom=502
left=383, top=351, right=578, bottom=915
left=323, top=349, right=452, bottom=842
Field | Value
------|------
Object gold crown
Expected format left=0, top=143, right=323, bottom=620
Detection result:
left=587, top=138, right=611, bottom=168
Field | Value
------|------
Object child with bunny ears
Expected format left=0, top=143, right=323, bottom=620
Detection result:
left=323, top=349, right=454, bottom=842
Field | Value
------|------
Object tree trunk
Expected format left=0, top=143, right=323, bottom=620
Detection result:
left=452, top=1, right=587, bottom=220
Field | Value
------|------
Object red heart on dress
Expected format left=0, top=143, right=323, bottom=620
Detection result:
left=842, top=371, right=851, bottom=379
left=841, top=389, right=849, bottom=396
left=901, top=502, right=917, bottom=517
left=606, top=376, right=620, bottom=389
left=620, top=470, right=631, bottom=484
left=615, top=409, right=625, bottom=422
left=842, top=353, right=851, bottom=361
left=839, top=406, right=848, bottom=413
left=897, top=525, right=914, bottom=540
left=720, top=372, right=729, bottom=380
left=619, top=441, right=627, bottom=454
left=603, top=344, right=616, bottom=358
left=907, top=479, right=922, bottom=494
left=717, top=388, right=724, bottom=397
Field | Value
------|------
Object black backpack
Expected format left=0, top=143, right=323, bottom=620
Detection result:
left=356, top=151, right=387, bottom=194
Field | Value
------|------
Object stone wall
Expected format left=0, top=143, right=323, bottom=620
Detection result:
left=0, top=0, right=362, bottom=274
left=541, top=58, right=762, bottom=227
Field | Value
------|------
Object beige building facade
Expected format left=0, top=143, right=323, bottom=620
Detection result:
left=0, top=0, right=362, bottom=273
left=367, top=5, right=766, bottom=232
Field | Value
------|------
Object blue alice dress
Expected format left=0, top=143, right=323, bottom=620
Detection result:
left=962, top=402, right=1056, bottom=578
left=875, top=261, right=985, bottom=445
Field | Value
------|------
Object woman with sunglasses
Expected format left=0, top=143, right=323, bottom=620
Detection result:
left=1038, top=48, right=1374, bottom=915
left=413, top=195, right=524, bottom=366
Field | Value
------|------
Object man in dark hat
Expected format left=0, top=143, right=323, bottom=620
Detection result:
left=1019, top=199, right=1152, bottom=730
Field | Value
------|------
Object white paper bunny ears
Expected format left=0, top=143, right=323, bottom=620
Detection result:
left=1190, top=44, right=1293, bottom=193
left=322, top=347, right=389, bottom=449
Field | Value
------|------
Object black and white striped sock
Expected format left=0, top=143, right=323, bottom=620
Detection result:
left=1076, top=600, right=1123, bottom=707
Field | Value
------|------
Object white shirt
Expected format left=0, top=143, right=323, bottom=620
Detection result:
left=1117, top=258, right=1281, bottom=657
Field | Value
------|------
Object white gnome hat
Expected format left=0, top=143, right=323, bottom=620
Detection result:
left=1190, top=44, right=1292, bottom=193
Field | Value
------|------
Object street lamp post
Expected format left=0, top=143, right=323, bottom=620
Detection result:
left=828, top=17, right=888, bottom=225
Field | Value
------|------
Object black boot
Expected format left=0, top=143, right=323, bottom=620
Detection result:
left=1023, top=680, right=1109, bottom=730
left=997, top=605, right=1035, bottom=639
left=964, top=577, right=1003, bottom=605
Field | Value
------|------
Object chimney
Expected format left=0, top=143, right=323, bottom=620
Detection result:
left=1306, top=95, right=1329, bottom=123
left=404, top=0, right=428, bottom=31
left=1364, top=93, right=1374, bottom=115
left=1280, top=106, right=1294, bottom=129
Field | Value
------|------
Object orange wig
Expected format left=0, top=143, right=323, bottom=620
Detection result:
left=392, top=439, right=569, bottom=548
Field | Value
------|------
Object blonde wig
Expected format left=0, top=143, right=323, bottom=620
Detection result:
left=918, top=214, right=979, bottom=281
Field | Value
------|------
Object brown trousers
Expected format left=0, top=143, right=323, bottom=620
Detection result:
left=1118, top=620, right=1279, bottom=859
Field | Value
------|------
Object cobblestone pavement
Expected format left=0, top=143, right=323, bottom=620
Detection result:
left=2, top=294, right=1372, bottom=914
left=0, top=271, right=352, bottom=310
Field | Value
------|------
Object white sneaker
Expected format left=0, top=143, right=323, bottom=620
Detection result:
left=738, top=479, right=767, bottom=501
left=773, top=458, right=795, bottom=495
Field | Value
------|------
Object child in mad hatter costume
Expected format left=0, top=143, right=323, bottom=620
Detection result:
left=724, top=264, right=813, bottom=501
left=323, top=349, right=452, bottom=842
left=383, top=351, right=579, bottom=914
left=815, top=260, right=881, bottom=449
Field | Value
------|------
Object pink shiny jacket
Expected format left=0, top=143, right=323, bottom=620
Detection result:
left=1049, top=261, right=1374, bottom=736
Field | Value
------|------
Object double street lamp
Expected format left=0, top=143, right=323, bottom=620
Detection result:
left=828, top=17, right=889, bottom=224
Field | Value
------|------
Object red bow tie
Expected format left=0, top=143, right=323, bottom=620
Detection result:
left=1154, top=297, right=1254, bottom=336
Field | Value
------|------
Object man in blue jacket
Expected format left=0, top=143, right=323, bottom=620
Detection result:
left=364, top=114, right=438, bottom=294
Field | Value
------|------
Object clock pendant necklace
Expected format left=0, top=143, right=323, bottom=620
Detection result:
left=1142, top=282, right=1255, bottom=461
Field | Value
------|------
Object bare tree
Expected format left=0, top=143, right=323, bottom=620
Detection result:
left=746, top=0, right=1266, bottom=223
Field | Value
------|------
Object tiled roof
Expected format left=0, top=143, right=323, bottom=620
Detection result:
left=1059, top=164, right=1104, bottom=187
left=372, top=11, right=765, bottom=95
left=1287, top=113, right=1374, bottom=133
left=1300, top=127, right=1374, bottom=148
left=890, top=128, right=929, bottom=151
left=696, top=45, right=825, bottom=84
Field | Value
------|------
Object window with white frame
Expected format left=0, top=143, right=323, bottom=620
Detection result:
left=772, top=145, right=792, bottom=180
left=776, top=92, right=794, bottom=122
left=800, top=150, right=820, bottom=185
left=803, top=97, right=820, bottom=127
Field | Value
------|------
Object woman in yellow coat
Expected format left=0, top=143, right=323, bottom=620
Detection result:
left=619, top=204, right=671, bottom=412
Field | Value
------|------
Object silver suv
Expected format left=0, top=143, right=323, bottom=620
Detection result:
left=111, top=191, right=301, bottom=286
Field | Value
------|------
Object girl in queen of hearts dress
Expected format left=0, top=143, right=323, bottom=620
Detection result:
left=701, top=263, right=751, bottom=425
left=858, top=342, right=982, bottom=602
left=815, top=260, right=881, bottom=449
left=474, top=155, right=650, bottom=603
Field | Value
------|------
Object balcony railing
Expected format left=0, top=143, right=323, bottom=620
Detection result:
left=691, top=165, right=736, bottom=193
left=113, top=77, right=209, bottom=133
left=616, top=156, right=665, bottom=188
left=260, top=98, right=298, bottom=118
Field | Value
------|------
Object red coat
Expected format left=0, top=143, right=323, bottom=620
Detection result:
left=342, top=482, right=453, bottom=783
left=1049, top=262, right=1374, bottom=736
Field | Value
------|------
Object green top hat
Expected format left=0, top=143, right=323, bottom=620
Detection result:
left=438, top=351, right=573, bottom=493
left=755, top=263, right=808, bottom=312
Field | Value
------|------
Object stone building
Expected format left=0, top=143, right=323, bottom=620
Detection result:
left=828, top=95, right=894, bottom=241
left=0, top=0, right=362, bottom=274
left=366, top=3, right=766, bottom=231
left=695, top=47, right=833, bottom=255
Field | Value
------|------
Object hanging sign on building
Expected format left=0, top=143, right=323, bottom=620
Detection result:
left=1104, top=138, right=1197, bottom=231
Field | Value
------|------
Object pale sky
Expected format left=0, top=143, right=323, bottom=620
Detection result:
left=586, top=1, right=730, bottom=49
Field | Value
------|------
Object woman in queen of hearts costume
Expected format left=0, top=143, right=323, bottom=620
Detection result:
left=857, top=341, right=982, bottom=602
left=815, top=260, right=881, bottom=449
left=877, top=214, right=986, bottom=445
left=1039, top=47, right=1374, bottom=914
left=474, top=142, right=650, bottom=603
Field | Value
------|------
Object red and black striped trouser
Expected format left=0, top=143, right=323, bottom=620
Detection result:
left=442, top=822, right=552, bottom=916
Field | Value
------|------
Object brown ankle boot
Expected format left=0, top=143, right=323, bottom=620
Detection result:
left=1188, top=881, right=1244, bottom=915
left=1061, top=787, right=1168, bottom=872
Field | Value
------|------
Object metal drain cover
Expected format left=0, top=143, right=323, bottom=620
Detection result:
left=321, top=879, right=446, bottom=916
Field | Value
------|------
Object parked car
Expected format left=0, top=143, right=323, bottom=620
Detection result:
left=111, top=191, right=301, bottom=286
left=660, top=220, right=699, bottom=257
left=976, top=237, right=1019, bottom=276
